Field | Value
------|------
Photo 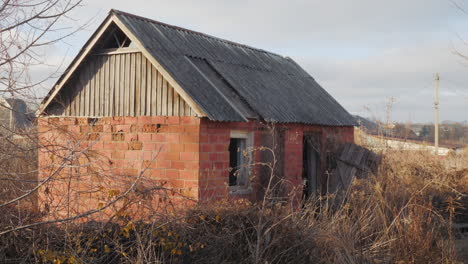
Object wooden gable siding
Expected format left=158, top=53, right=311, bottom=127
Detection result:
left=50, top=52, right=196, bottom=117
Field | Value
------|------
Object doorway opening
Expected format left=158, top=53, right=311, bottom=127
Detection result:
left=303, top=133, right=321, bottom=200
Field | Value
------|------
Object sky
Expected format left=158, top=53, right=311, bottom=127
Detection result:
left=40, top=0, right=468, bottom=123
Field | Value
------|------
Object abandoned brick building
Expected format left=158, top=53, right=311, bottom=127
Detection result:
left=37, top=10, right=356, bottom=217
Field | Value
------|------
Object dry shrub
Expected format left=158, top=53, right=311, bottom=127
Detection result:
left=0, top=149, right=466, bottom=263
left=0, top=128, right=38, bottom=210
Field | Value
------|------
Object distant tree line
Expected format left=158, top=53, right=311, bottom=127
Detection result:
left=355, top=116, right=467, bottom=148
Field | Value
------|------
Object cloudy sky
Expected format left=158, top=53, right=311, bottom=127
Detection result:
left=44, top=0, right=468, bottom=123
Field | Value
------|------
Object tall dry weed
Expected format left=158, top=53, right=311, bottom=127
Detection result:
left=0, top=146, right=466, bottom=263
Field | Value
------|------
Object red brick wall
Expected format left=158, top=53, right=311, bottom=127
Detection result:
left=198, top=119, right=354, bottom=203
left=38, top=116, right=201, bottom=220
left=38, top=116, right=354, bottom=219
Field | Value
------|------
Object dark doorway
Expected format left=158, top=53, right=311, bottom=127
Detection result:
left=303, top=133, right=321, bottom=199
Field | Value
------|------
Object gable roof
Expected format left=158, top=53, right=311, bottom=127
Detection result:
left=40, top=9, right=356, bottom=126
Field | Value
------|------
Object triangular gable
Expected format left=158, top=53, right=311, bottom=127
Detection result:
left=38, top=12, right=205, bottom=117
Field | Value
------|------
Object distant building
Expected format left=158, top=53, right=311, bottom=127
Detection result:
left=0, top=98, right=33, bottom=132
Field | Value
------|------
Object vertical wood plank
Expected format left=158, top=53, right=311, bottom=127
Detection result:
left=179, top=100, right=185, bottom=116
left=173, top=90, right=179, bottom=116
left=162, top=80, right=167, bottom=116
left=185, top=99, right=191, bottom=116
left=151, top=66, right=157, bottom=115
left=79, top=68, right=85, bottom=116
left=179, top=96, right=185, bottom=116
left=103, top=56, right=109, bottom=116
left=156, top=71, right=162, bottom=115
left=99, top=56, right=105, bottom=116
left=92, top=56, right=98, bottom=116
left=168, top=84, right=173, bottom=116
left=129, top=53, right=135, bottom=116
left=85, top=59, right=91, bottom=116
left=146, top=60, right=152, bottom=115
left=124, top=53, right=131, bottom=116
left=109, top=54, right=115, bottom=116
left=119, top=53, right=126, bottom=116
left=114, top=54, right=120, bottom=115
left=135, top=53, right=141, bottom=116
left=140, top=55, right=147, bottom=115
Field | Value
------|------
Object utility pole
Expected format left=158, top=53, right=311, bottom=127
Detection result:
left=434, top=73, right=439, bottom=155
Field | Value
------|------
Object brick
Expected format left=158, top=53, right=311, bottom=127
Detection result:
left=180, top=170, right=198, bottom=180
left=122, top=116, right=137, bottom=124
left=180, top=152, right=197, bottom=161
left=100, top=133, right=112, bottom=141
left=168, top=126, right=183, bottom=133
left=112, top=159, right=126, bottom=168
left=130, top=125, right=140, bottom=133
left=164, top=152, right=180, bottom=161
left=89, top=141, right=104, bottom=150
left=166, top=116, right=180, bottom=124
left=123, top=168, right=139, bottom=176
left=97, top=117, right=112, bottom=125
left=171, top=161, right=186, bottom=170
left=165, top=134, right=179, bottom=143
left=103, top=125, right=112, bottom=132
left=91, top=125, right=103, bottom=132
left=153, top=160, right=171, bottom=169
left=184, top=125, right=199, bottom=133
left=125, top=133, right=139, bottom=142
left=152, top=116, right=166, bottom=124
left=142, top=124, right=157, bottom=133
left=138, top=133, right=152, bottom=142
left=111, top=117, right=125, bottom=125
left=149, top=169, right=165, bottom=177
left=184, top=143, right=199, bottom=152
left=137, top=116, right=153, bottom=124
left=214, top=144, right=226, bottom=152
left=142, top=151, right=156, bottom=160
left=157, top=124, right=169, bottom=133
left=168, top=143, right=184, bottom=152
left=125, top=151, right=141, bottom=160
left=180, top=116, right=197, bottom=125
left=112, top=133, right=125, bottom=141
left=77, top=118, right=88, bottom=125
left=114, top=142, right=128, bottom=150
left=166, top=170, right=179, bottom=179
left=114, top=125, right=131, bottom=133
left=180, top=134, right=198, bottom=143
left=184, top=161, right=200, bottom=170
left=142, top=143, right=156, bottom=151
left=200, top=153, right=210, bottom=161
left=103, top=142, right=115, bottom=150
left=200, top=135, right=209, bottom=143
left=129, top=141, right=143, bottom=150
left=111, top=151, right=125, bottom=159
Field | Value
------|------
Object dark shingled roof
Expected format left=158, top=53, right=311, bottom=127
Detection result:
left=117, top=10, right=356, bottom=126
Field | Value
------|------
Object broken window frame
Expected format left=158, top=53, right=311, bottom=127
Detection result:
left=229, top=130, right=253, bottom=194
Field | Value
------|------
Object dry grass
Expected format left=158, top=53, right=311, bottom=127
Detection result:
left=0, top=142, right=467, bottom=263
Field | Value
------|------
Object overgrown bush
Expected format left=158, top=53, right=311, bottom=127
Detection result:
left=0, top=149, right=466, bottom=263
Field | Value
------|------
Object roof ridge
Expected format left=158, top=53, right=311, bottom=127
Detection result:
left=110, top=9, right=283, bottom=58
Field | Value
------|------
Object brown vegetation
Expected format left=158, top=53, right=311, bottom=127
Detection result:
left=0, top=147, right=466, bottom=263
